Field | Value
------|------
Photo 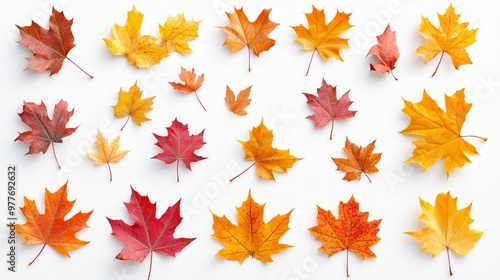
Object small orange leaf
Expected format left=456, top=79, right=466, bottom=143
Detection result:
left=225, top=85, right=252, bottom=116
left=332, top=138, right=381, bottom=182
left=169, top=67, right=206, bottom=111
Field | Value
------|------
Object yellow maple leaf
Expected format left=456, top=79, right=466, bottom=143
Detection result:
left=414, top=4, right=478, bottom=77
left=103, top=6, right=168, bottom=68
left=230, top=119, right=302, bottom=181
left=112, top=81, right=155, bottom=130
left=87, top=130, right=129, bottom=181
left=211, top=191, right=293, bottom=263
left=401, top=89, right=486, bottom=176
left=159, top=14, right=200, bottom=55
left=405, top=192, right=484, bottom=276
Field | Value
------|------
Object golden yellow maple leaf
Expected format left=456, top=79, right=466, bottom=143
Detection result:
left=401, top=89, right=486, bottom=176
left=103, top=6, right=167, bottom=68
left=291, top=5, right=352, bottom=75
left=230, top=119, right=302, bottom=181
left=211, top=191, right=293, bottom=263
left=159, top=14, right=200, bottom=55
left=405, top=192, right=484, bottom=276
left=111, top=81, right=155, bottom=130
left=414, top=4, right=478, bottom=77
left=87, top=130, right=129, bottom=181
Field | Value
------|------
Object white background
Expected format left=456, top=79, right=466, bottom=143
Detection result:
left=1, top=0, right=499, bottom=279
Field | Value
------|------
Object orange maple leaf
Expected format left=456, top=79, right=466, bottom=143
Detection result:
left=332, top=138, right=381, bottom=182
left=219, top=7, right=279, bottom=72
left=211, top=191, right=293, bottom=263
left=225, top=85, right=252, bottom=116
left=309, top=196, right=381, bottom=277
left=169, top=67, right=206, bottom=111
left=16, top=182, right=93, bottom=265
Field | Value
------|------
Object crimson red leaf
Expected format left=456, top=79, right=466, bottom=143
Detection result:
left=366, top=24, right=399, bottom=80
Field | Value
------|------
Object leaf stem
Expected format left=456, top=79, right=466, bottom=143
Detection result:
left=446, top=247, right=453, bottom=276
left=363, top=171, right=372, bottom=183
left=229, top=162, right=255, bottom=182
left=431, top=51, right=445, bottom=77
left=65, top=56, right=94, bottom=79
left=390, top=70, right=398, bottom=81
left=330, top=121, right=334, bottom=140
left=194, top=90, right=207, bottom=111
left=120, top=115, right=131, bottom=131
left=107, top=162, right=112, bottom=182
left=305, top=49, right=316, bottom=76
left=29, top=243, right=46, bottom=266
left=346, top=249, right=350, bottom=277
left=461, top=135, right=488, bottom=141
left=247, top=46, right=251, bottom=72
left=52, top=142, right=61, bottom=169
left=147, top=251, right=153, bottom=280
left=176, top=159, right=180, bottom=182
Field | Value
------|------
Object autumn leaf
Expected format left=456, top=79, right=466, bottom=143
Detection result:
left=414, top=4, right=478, bottom=77
left=108, top=186, right=195, bottom=280
left=230, top=118, right=302, bottom=181
left=15, top=99, right=77, bottom=169
left=87, top=130, right=129, bottom=182
left=405, top=192, right=484, bottom=276
left=309, top=196, right=381, bottom=277
left=152, top=118, right=206, bottom=182
left=225, top=85, right=252, bottom=116
left=211, top=191, right=293, bottom=263
left=219, top=7, right=279, bottom=72
left=16, top=7, right=92, bottom=78
left=366, top=24, right=399, bottom=80
left=332, top=138, right=381, bottom=183
left=111, top=81, right=155, bottom=130
left=159, top=14, right=200, bottom=55
left=16, top=181, right=93, bottom=265
left=401, top=89, right=487, bottom=176
left=303, top=79, right=356, bottom=140
left=169, top=67, right=206, bottom=111
left=292, top=5, right=352, bottom=75
left=104, top=6, right=168, bottom=68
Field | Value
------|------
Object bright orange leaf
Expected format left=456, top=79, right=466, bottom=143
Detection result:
left=332, top=138, right=381, bottom=182
left=169, top=67, right=206, bottom=111
left=225, top=85, right=252, bottom=116
left=111, top=81, right=155, bottom=131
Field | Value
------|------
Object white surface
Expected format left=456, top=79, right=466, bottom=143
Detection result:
left=1, top=0, right=499, bottom=279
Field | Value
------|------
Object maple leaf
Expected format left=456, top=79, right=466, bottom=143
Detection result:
left=230, top=119, right=302, bottom=182
left=169, top=67, right=206, bottom=111
left=16, top=181, right=93, bottom=265
left=219, top=7, right=279, bottom=72
left=303, top=79, right=356, bottom=140
left=292, top=6, right=353, bottom=75
left=405, top=192, right=484, bottom=276
left=104, top=6, right=168, bottom=68
left=159, top=14, right=200, bottom=55
left=108, top=186, right=195, bottom=280
left=211, top=191, right=293, bottom=263
left=366, top=24, right=399, bottom=80
left=15, top=99, right=77, bottom=169
left=309, top=196, right=381, bottom=277
left=16, top=7, right=92, bottom=78
left=87, top=130, right=129, bottom=182
left=111, top=81, right=155, bottom=131
left=401, top=89, right=487, bottom=176
left=414, top=4, right=478, bottom=77
left=225, top=85, right=252, bottom=116
left=332, top=138, right=381, bottom=183
left=152, top=118, right=206, bottom=182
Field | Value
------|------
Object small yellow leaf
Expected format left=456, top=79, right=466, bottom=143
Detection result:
left=159, top=14, right=200, bottom=55
left=87, top=130, right=129, bottom=181
left=112, top=81, right=155, bottom=130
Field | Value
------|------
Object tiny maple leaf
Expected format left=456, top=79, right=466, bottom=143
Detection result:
left=159, top=14, right=200, bottom=55
left=303, top=79, right=356, bottom=140
left=111, top=81, right=155, bottom=131
left=414, top=4, right=478, bottom=77
left=219, top=7, right=279, bottom=72
left=152, top=118, right=206, bottom=182
left=169, top=67, right=206, bottom=111
left=108, top=186, right=195, bottom=280
left=211, top=191, right=293, bottom=263
left=366, top=24, right=399, bottom=80
left=332, top=138, right=381, bottom=183
left=401, top=89, right=487, bottom=176
left=230, top=118, right=302, bottom=182
left=225, top=85, right=252, bottom=116
left=310, top=196, right=381, bottom=277
left=16, top=7, right=92, bottom=78
left=104, top=6, right=168, bottom=68
left=15, top=99, right=77, bottom=169
left=87, top=130, right=129, bottom=182
left=16, top=181, right=93, bottom=265
left=292, top=5, right=353, bottom=76
left=405, top=192, right=484, bottom=276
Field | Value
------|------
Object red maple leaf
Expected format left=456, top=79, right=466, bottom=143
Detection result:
left=366, top=24, right=399, bottom=80
left=152, top=118, right=206, bottom=182
left=107, top=186, right=195, bottom=280
left=16, top=7, right=92, bottom=78
left=303, top=79, right=357, bottom=140
left=15, top=100, right=77, bottom=169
